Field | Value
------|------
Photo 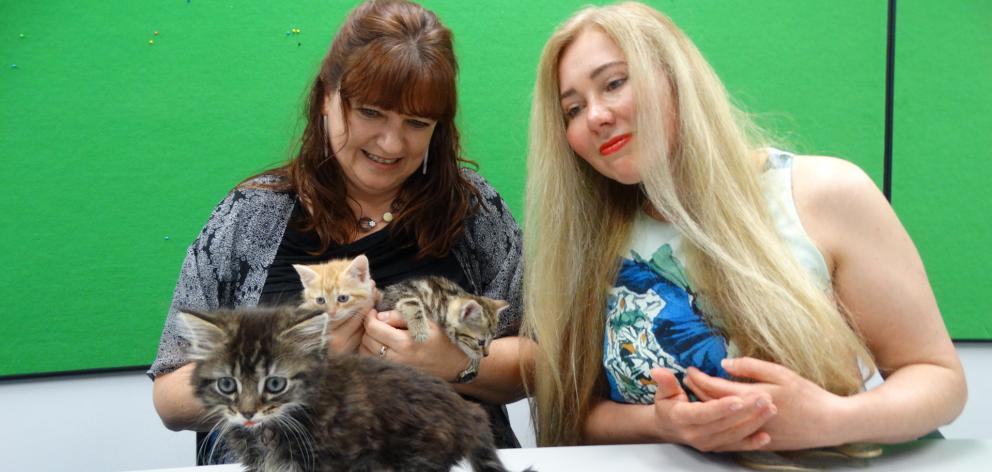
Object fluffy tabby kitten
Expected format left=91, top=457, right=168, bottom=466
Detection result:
left=293, top=255, right=379, bottom=321
left=180, top=305, right=521, bottom=472
left=376, top=275, right=508, bottom=361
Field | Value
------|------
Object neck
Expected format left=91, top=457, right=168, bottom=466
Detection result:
left=346, top=185, right=399, bottom=219
left=642, top=200, right=668, bottom=223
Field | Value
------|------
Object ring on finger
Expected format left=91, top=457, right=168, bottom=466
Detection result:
left=378, top=345, right=388, bottom=358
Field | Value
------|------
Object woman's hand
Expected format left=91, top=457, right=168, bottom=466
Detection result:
left=648, top=367, right=776, bottom=451
left=360, top=309, right=468, bottom=381
left=685, top=357, right=847, bottom=450
left=325, top=309, right=366, bottom=355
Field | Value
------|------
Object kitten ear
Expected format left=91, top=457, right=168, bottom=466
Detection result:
left=293, top=264, right=319, bottom=286
left=280, top=310, right=329, bottom=353
left=459, top=300, right=484, bottom=326
left=346, top=255, right=371, bottom=283
left=493, top=300, right=510, bottom=318
left=178, top=310, right=227, bottom=361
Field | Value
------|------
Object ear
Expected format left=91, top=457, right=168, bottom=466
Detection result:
left=280, top=311, right=329, bottom=353
left=493, top=300, right=510, bottom=319
left=459, top=300, right=483, bottom=325
left=346, top=255, right=371, bottom=283
left=178, top=310, right=227, bottom=361
left=293, top=264, right=319, bottom=286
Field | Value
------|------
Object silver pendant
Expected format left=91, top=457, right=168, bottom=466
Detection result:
left=358, top=217, right=376, bottom=232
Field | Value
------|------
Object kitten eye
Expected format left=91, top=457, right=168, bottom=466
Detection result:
left=216, top=377, right=237, bottom=395
left=336, top=294, right=350, bottom=303
left=264, top=376, right=288, bottom=394
left=315, top=296, right=326, bottom=305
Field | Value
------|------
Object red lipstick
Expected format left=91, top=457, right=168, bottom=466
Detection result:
left=599, top=133, right=632, bottom=156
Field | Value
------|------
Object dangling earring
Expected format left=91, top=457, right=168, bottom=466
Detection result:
left=421, top=149, right=429, bottom=175
left=321, top=115, right=329, bottom=159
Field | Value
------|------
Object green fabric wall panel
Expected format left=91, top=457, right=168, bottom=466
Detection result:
left=0, top=0, right=887, bottom=377
left=892, top=0, right=992, bottom=339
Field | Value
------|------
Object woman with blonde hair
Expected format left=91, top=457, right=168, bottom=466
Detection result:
left=523, top=1, right=965, bottom=454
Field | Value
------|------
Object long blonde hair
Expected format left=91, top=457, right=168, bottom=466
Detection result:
left=522, top=2, right=875, bottom=446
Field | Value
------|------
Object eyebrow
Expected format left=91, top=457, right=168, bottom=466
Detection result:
left=559, top=60, right=627, bottom=101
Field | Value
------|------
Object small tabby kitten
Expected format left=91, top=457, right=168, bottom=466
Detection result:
left=180, top=306, right=520, bottom=472
left=293, top=255, right=379, bottom=321
left=376, top=275, right=508, bottom=361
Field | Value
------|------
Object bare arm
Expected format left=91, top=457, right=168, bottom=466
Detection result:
left=797, top=156, right=966, bottom=442
left=687, top=156, right=966, bottom=449
left=152, top=363, right=215, bottom=432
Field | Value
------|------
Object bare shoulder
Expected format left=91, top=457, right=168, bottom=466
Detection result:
left=789, top=155, right=893, bottom=262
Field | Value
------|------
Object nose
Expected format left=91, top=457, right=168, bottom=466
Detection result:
left=586, top=100, right=614, bottom=132
left=377, top=124, right=404, bottom=156
left=242, top=411, right=255, bottom=420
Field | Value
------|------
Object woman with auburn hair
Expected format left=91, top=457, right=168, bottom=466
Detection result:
left=523, top=0, right=965, bottom=456
left=150, top=0, right=526, bottom=459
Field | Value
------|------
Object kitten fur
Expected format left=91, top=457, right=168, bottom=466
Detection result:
left=293, top=255, right=380, bottom=321
left=179, top=306, right=524, bottom=472
left=376, top=275, right=509, bottom=360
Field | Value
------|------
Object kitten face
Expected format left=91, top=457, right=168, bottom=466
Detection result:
left=294, top=255, right=378, bottom=321
left=444, top=296, right=508, bottom=359
left=179, top=308, right=328, bottom=430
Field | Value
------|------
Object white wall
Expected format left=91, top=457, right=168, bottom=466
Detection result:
left=2, top=343, right=987, bottom=472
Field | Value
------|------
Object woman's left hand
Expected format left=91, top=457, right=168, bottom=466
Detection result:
left=685, top=357, right=848, bottom=451
left=359, top=309, right=469, bottom=382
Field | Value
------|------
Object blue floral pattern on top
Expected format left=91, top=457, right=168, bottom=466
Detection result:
left=603, top=243, right=731, bottom=404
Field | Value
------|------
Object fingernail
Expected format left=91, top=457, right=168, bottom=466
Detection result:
left=729, top=401, right=743, bottom=411
left=377, top=311, right=388, bottom=321
left=767, top=405, right=778, bottom=416
left=721, top=358, right=733, bottom=369
left=759, top=435, right=771, bottom=446
left=755, top=398, right=766, bottom=409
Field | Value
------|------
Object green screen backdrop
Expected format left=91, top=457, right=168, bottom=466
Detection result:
left=0, top=0, right=980, bottom=378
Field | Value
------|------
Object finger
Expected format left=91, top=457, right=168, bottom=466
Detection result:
left=686, top=367, right=758, bottom=400
left=371, top=309, right=407, bottom=329
left=650, top=368, right=688, bottom=402
left=683, top=370, right=715, bottom=401
left=722, top=357, right=790, bottom=384
left=698, top=393, right=776, bottom=437
left=669, top=395, right=746, bottom=426
left=712, top=431, right=772, bottom=452
left=693, top=400, right=777, bottom=451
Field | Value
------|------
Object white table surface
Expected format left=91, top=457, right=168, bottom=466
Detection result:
left=130, top=439, right=991, bottom=471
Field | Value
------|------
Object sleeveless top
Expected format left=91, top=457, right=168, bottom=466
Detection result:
left=602, top=150, right=830, bottom=404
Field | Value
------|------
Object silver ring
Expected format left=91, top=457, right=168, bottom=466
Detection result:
left=378, top=345, right=387, bottom=358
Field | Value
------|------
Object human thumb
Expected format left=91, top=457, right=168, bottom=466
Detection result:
left=651, top=367, right=687, bottom=402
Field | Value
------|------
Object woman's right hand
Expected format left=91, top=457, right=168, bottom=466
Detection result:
left=649, top=367, right=776, bottom=451
left=325, top=309, right=366, bottom=354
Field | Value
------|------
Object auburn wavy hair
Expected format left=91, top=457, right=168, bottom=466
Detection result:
left=248, top=0, right=478, bottom=258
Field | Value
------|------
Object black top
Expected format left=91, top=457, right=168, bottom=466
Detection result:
left=260, top=203, right=468, bottom=306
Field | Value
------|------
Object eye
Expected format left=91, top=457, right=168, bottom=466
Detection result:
left=606, top=76, right=627, bottom=91
left=357, top=107, right=381, bottom=119
left=264, top=376, right=288, bottom=394
left=406, top=118, right=433, bottom=129
left=315, top=296, right=326, bottom=305
left=216, top=377, right=237, bottom=395
left=563, top=103, right=583, bottom=121
left=336, top=294, right=350, bottom=303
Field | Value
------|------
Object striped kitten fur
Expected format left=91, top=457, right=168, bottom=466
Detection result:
left=376, top=275, right=509, bottom=361
left=179, top=306, right=523, bottom=472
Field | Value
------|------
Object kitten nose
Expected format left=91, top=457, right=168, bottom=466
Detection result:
left=243, top=411, right=255, bottom=420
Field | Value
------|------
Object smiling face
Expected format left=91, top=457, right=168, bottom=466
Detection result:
left=558, top=27, right=675, bottom=185
left=325, top=92, right=438, bottom=201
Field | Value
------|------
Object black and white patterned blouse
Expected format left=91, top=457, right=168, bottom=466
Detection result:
left=147, top=169, right=524, bottom=446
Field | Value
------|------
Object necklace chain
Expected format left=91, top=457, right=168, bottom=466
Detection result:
left=357, top=201, right=399, bottom=232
